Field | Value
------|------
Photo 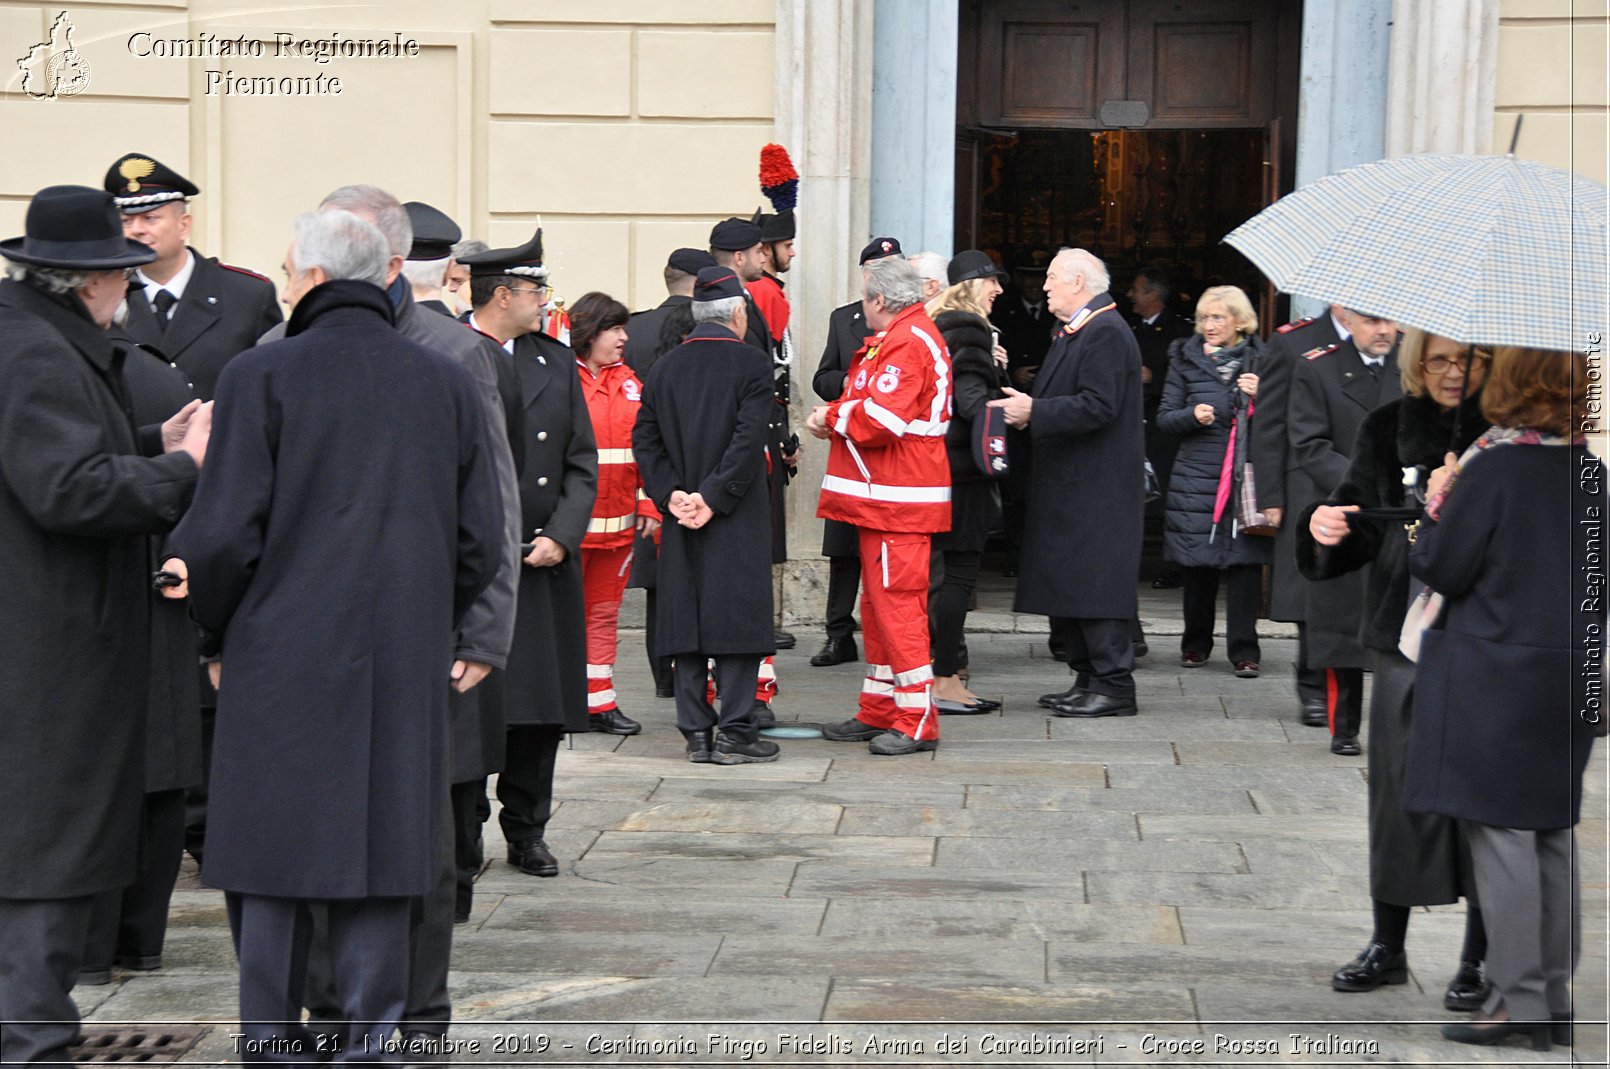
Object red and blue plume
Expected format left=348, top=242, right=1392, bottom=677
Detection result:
left=759, top=143, right=798, bottom=213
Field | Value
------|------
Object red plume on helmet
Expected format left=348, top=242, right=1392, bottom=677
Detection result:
left=758, top=143, right=798, bottom=213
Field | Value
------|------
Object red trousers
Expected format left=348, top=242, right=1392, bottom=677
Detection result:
left=856, top=527, right=937, bottom=740
left=582, top=544, right=634, bottom=713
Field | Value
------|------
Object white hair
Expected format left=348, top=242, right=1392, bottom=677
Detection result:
left=290, top=210, right=390, bottom=287
left=318, top=184, right=412, bottom=259
left=1051, top=247, right=1109, bottom=294
left=862, top=256, right=925, bottom=311
left=3, top=261, right=93, bottom=294
left=452, top=238, right=489, bottom=260
left=691, top=295, right=744, bottom=324
left=402, top=256, right=450, bottom=292
left=908, top=251, right=949, bottom=287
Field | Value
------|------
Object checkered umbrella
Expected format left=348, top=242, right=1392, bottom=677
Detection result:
left=1225, top=154, right=1607, bottom=352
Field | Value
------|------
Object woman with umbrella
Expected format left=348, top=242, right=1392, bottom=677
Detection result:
left=1401, top=349, right=1599, bottom=1051
left=1300, top=329, right=1490, bottom=1009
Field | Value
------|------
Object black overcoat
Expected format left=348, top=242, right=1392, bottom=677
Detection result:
left=1405, top=444, right=1602, bottom=830
left=1013, top=295, right=1144, bottom=620
left=634, top=323, right=777, bottom=656
left=0, top=280, right=199, bottom=899
left=172, top=281, right=502, bottom=899
left=501, top=331, right=597, bottom=732
left=624, top=294, right=693, bottom=592
left=812, top=300, right=871, bottom=558
left=1155, top=334, right=1271, bottom=569
left=1250, top=315, right=1343, bottom=620
left=123, top=249, right=282, bottom=401
left=1286, top=342, right=1401, bottom=666
left=932, top=310, right=1004, bottom=552
left=118, top=343, right=204, bottom=794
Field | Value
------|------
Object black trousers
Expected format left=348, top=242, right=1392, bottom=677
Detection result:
left=824, top=554, right=861, bottom=639
left=230, top=892, right=409, bottom=1065
left=183, top=700, right=216, bottom=861
left=1180, top=564, right=1263, bottom=664
left=0, top=895, right=93, bottom=1063
left=449, top=778, right=488, bottom=920
left=1295, top=622, right=1328, bottom=706
left=496, top=724, right=564, bottom=845
left=928, top=548, right=982, bottom=677
left=643, top=589, right=673, bottom=689
left=1325, top=665, right=1366, bottom=739
left=675, top=653, right=761, bottom=741
left=1049, top=617, right=1136, bottom=697
left=85, top=787, right=186, bottom=969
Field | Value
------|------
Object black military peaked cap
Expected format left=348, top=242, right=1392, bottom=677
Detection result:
left=103, top=153, right=199, bottom=214
left=404, top=202, right=462, bottom=261
left=709, top=217, right=762, bottom=251
left=693, top=266, right=745, bottom=302
left=667, top=247, right=717, bottom=275
left=457, top=228, right=547, bottom=279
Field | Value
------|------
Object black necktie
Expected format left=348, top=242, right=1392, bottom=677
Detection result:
left=152, top=289, right=177, bottom=325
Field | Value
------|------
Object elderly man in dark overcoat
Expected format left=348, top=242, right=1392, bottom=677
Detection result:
left=635, top=266, right=779, bottom=764
left=170, top=208, right=502, bottom=1059
left=0, top=185, right=210, bottom=1064
left=993, top=248, right=1145, bottom=718
left=459, top=230, right=599, bottom=880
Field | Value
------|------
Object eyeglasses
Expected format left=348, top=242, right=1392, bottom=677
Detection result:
left=1196, top=313, right=1231, bottom=325
left=504, top=285, right=549, bottom=298
left=1422, top=352, right=1491, bottom=373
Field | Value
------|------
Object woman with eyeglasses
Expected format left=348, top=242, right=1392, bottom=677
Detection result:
left=1299, top=330, right=1490, bottom=1011
left=1155, top=286, right=1268, bottom=677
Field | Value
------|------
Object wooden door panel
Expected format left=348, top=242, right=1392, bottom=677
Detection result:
left=1128, top=0, right=1278, bottom=126
left=973, top=0, right=1123, bottom=127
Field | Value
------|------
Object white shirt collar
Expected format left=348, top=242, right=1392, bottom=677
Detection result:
left=138, top=249, right=196, bottom=304
left=1142, top=312, right=1159, bottom=326
left=468, top=313, right=515, bottom=354
left=1329, top=311, right=1351, bottom=342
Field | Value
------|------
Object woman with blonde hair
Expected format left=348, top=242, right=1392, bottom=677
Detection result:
left=1155, top=285, right=1267, bottom=676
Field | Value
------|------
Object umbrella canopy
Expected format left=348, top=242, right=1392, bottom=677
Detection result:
left=1225, top=154, right=1607, bottom=352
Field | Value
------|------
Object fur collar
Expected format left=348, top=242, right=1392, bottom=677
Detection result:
left=1396, top=389, right=1487, bottom=469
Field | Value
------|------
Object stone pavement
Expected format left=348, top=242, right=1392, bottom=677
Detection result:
left=72, top=585, right=1607, bottom=1067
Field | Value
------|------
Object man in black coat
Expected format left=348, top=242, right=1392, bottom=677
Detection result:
left=104, top=153, right=282, bottom=401
left=993, top=249, right=1145, bottom=718
left=806, top=236, right=903, bottom=666
left=1127, top=267, right=1191, bottom=576
left=634, top=266, right=779, bottom=764
left=1286, top=308, right=1402, bottom=755
left=401, top=200, right=463, bottom=318
left=0, top=185, right=209, bottom=1064
left=1249, top=307, right=1347, bottom=726
left=171, top=208, right=502, bottom=1059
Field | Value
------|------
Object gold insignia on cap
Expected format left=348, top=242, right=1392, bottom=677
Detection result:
left=119, top=157, right=156, bottom=193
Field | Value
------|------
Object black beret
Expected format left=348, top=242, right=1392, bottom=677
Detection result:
left=693, top=265, right=745, bottom=302
left=859, top=236, right=902, bottom=265
left=404, top=201, right=462, bottom=261
left=667, top=247, right=717, bottom=275
left=104, top=153, right=199, bottom=214
left=456, top=228, right=546, bottom=279
left=709, top=217, right=762, bottom=251
left=948, top=249, right=1006, bottom=286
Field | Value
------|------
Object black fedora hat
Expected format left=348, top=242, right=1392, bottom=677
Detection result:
left=0, top=185, right=157, bottom=270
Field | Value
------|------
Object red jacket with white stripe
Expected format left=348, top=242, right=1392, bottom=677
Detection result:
left=578, top=359, right=658, bottom=548
left=816, top=302, right=953, bottom=533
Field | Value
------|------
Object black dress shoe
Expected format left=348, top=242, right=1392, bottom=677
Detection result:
left=1039, top=684, right=1086, bottom=708
left=588, top=707, right=642, bottom=735
left=505, top=836, right=559, bottom=877
left=868, top=730, right=939, bottom=755
left=810, top=635, right=858, bottom=666
left=684, top=730, right=713, bottom=763
left=1444, top=959, right=1491, bottom=1011
left=1300, top=700, right=1329, bottom=727
left=774, top=630, right=796, bottom=650
left=820, top=716, right=885, bottom=741
left=712, top=732, right=780, bottom=764
left=1051, top=692, right=1137, bottom=718
left=1441, top=1017, right=1552, bottom=1051
left=1330, top=734, right=1362, bottom=756
left=1331, top=941, right=1407, bottom=991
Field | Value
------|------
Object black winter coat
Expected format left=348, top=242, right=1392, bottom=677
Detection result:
left=172, top=280, right=503, bottom=899
left=1156, top=334, right=1270, bottom=569
left=932, top=310, right=1004, bottom=551
left=0, top=280, right=199, bottom=899
left=635, top=324, right=777, bottom=656
left=1405, top=444, right=1602, bottom=830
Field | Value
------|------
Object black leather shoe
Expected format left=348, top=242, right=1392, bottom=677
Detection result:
left=505, top=836, right=559, bottom=877
left=712, top=732, right=780, bottom=764
left=1444, top=959, right=1491, bottom=1011
left=1052, top=692, right=1137, bottom=718
left=400, top=1031, right=449, bottom=1067
left=1300, top=700, right=1329, bottom=727
left=820, top=716, right=885, bottom=741
left=1039, top=684, right=1085, bottom=708
left=1331, top=941, right=1407, bottom=991
left=868, top=730, right=939, bottom=755
left=754, top=702, right=777, bottom=729
left=588, top=707, right=641, bottom=735
left=810, top=635, right=858, bottom=666
left=936, top=697, right=995, bottom=715
left=684, top=730, right=713, bottom=763
left=1441, top=1017, right=1552, bottom=1051
left=774, top=630, right=796, bottom=650
left=1330, top=734, right=1362, bottom=756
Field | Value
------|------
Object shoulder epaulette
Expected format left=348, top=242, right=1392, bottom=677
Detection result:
left=1277, top=317, right=1315, bottom=335
left=219, top=262, right=272, bottom=284
left=1303, top=343, right=1339, bottom=360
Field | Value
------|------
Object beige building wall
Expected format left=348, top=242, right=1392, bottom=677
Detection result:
left=1495, top=0, right=1609, bottom=182
left=0, top=0, right=776, bottom=312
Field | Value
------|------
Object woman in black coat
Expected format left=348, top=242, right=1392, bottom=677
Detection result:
left=1298, top=329, right=1489, bottom=1010
left=924, top=254, right=1008, bottom=713
left=1155, top=285, right=1269, bottom=675
left=1402, top=349, right=1599, bottom=1052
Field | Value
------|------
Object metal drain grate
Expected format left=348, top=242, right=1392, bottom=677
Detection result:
left=70, top=1026, right=208, bottom=1063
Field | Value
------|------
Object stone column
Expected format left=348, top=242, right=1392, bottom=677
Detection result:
left=869, top=0, right=959, bottom=254
left=1386, top=0, right=1498, bottom=155
left=773, top=0, right=875, bottom=627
